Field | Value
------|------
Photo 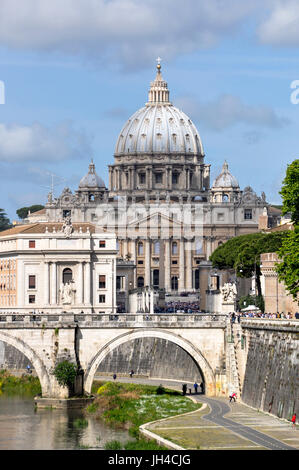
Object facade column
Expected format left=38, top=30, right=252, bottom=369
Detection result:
left=108, top=167, right=113, bottom=190
left=185, top=240, right=192, bottom=290
left=179, top=239, right=185, bottom=292
left=123, top=239, right=128, bottom=259
left=44, top=261, right=50, bottom=305
left=131, top=239, right=137, bottom=288
left=51, top=262, right=57, bottom=305
left=164, top=240, right=171, bottom=291
left=17, top=259, right=24, bottom=307
left=79, top=262, right=84, bottom=305
left=145, top=239, right=151, bottom=287
left=186, top=168, right=190, bottom=190
left=84, top=262, right=91, bottom=305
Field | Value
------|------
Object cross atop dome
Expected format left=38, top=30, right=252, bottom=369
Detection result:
left=147, top=58, right=171, bottom=105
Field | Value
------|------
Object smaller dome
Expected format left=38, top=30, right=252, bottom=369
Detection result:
left=212, top=161, right=239, bottom=189
left=79, top=161, right=106, bottom=189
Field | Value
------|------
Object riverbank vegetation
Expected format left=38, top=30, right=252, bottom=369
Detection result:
left=0, top=370, right=41, bottom=396
left=87, top=381, right=201, bottom=450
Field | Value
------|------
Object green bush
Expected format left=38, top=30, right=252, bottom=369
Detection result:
left=53, top=361, right=77, bottom=388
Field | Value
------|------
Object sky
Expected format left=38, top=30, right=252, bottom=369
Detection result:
left=0, top=0, right=299, bottom=221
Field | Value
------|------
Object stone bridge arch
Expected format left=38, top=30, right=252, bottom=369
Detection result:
left=0, top=330, right=51, bottom=396
left=84, top=329, right=216, bottom=396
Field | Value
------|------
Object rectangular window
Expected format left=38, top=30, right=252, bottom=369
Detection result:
left=99, top=295, right=106, bottom=303
left=155, top=173, right=162, bottom=184
left=116, top=276, right=125, bottom=290
left=138, top=260, right=143, bottom=265
left=29, top=295, right=35, bottom=304
left=172, top=260, right=178, bottom=265
left=244, top=209, right=252, bottom=220
left=28, top=275, right=36, bottom=289
left=99, top=275, right=106, bottom=289
left=139, top=173, right=146, bottom=184
left=217, top=213, right=224, bottom=221
left=172, top=173, right=179, bottom=184
left=99, top=240, right=106, bottom=248
left=29, top=240, right=36, bottom=248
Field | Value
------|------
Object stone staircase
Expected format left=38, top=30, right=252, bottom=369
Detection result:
left=226, top=319, right=242, bottom=397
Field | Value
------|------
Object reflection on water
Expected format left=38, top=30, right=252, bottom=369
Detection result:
left=0, top=395, right=131, bottom=450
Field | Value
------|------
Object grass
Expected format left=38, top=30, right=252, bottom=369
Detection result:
left=0, top=369, right=41, bottom=396
left=86, top=381, right=201, bottom=449
left=104, top=438, right=169, bottom=450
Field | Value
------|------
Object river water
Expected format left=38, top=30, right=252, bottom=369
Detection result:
left=0, top=395, right=131, bottom=450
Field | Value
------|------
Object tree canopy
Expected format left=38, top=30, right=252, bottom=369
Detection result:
left=209, top=231, right=289, bottom=297
left=16, top=205, right=44, bottom=220
left=275, top=228, right=299, bottom=302
left=274, top=158, right=299, bottom=303
left=279, top=158, right=299, bottom=224
left=0, top=208, right=12, bottom=232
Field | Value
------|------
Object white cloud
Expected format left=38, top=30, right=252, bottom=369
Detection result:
left=0, top=0, right=258, bottom=68
left=175, top=94, right=289, bottom=131
left=258, top=0, right=299, bottom=46
left=0, top=121, right=92, bottom=162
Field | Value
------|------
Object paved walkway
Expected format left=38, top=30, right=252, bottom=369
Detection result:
left=96, top=375, right=299, bottom=450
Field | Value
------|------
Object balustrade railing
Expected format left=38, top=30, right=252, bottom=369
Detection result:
left=0, top=312, right=227, bottom=325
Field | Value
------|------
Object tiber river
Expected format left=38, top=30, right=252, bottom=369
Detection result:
left=0, top=394, right=131, bottom=450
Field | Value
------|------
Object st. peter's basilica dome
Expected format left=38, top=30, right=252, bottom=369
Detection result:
left=114, top=62, right=204, bottom=157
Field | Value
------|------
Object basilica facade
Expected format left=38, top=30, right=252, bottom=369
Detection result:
left=42, top=63, right=270, bottom=310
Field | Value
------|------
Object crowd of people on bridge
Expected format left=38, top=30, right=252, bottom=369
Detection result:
left=229, top=311, right=297, bottom=324
left=154, top=301, right=201, bottom=313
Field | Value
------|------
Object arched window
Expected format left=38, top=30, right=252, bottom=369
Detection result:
left=172, top=242, right=178, bottom=255
left=137, top=242, right=144, bottom=255
left=222, top=194, right=229, bottom=202
left=137, top=276, right=144, bottom=288
left=171, top=276, right=178, bottom=291
left=63, top=268, right=72, bottom=284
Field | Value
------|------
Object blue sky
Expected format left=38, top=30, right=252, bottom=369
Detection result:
left=0, top=0, right=299, bottom=221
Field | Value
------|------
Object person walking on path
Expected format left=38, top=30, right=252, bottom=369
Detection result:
left=129, top=369, right=134, bottom=378
left=291, top=413, right=296, bottom=428
left=182, top=383, right=187, bottom=396
left=193, top=382, right=198, bottom=394
left=229, top=392, right=237, bottom=403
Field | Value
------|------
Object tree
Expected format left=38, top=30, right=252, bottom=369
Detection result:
left=16, top=204, right=44, bottom=220
left=0, top=208, right=12, bottom=232
left=275, top=228, right=299, bottom=302
left=274, top=159, right=299, bottom=303
left=210, top=231, right=289, bottom=297
left=279, top=159, right=299, bottom=224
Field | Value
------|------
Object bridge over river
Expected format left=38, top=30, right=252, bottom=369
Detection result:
left=0, top=312, right=229, bottom=398
left=0, top=312, right=298, bottom=423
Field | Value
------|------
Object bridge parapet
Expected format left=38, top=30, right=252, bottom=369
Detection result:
left=0, top=313, right=227, bottom=328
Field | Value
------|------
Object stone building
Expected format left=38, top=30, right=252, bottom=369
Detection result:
left=0, top=221, right=120, bottom=314
left=36, top=62, right=270, bottom=311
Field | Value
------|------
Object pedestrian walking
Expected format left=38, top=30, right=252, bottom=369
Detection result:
left=26, top=364, right=31, bottom=374
left=182, top=383, right=187, bottom=396
left=229, top=392, right=237, bottom=403
left=113, top=373, right=117, bottom=380
left=129, top=369, right=134, bottom=378
left=291, top=413, right=296, bottom=428
left=193, top=382, right=198, bottom=394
